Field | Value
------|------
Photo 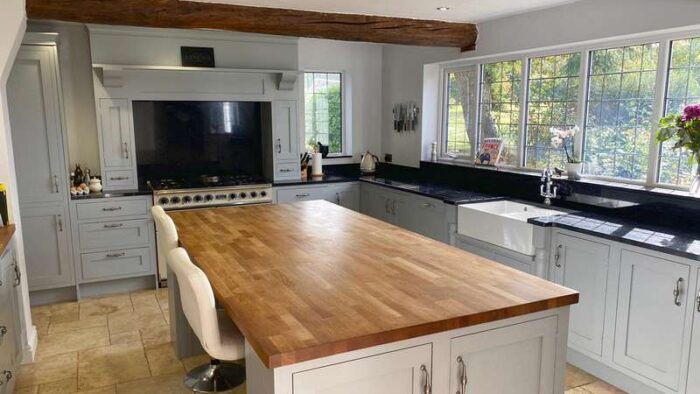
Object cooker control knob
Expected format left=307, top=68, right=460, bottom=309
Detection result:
left=158, top=197, right=169, bottom=205
left=182, top=196, right=192, bottom=204
left=205, top=194, right=214, bottom=201
left=194, top=195, right=203, bottom=202
left=239, top=192, right=247, bottom=198
left=171, top=196, right=181, bottom=204
left=260, top=191, right=267, bottom=197
left=250, top=191, right=258, bottom=198
left=229, top=193, right=237, bottom=199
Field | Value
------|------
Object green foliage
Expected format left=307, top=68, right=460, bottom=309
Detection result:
left=656, top=113, right=700, bottom=166
left=305, top=74, right=342, bottom=154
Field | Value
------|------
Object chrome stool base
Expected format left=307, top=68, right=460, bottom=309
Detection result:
left=184, top=359, right=245, bottom=393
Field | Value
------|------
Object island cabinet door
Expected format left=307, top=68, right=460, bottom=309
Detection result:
left=292, top=343, right=433, bottom=394
left=551, top=233, right=610, bottom=357
left=449, top=316, right=558, bottom=394
left=613, top=249, right=692, bottom=392
left=685, top=268, right=700, bottom=394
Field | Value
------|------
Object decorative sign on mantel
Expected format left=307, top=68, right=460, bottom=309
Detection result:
left=181, top=46, right=215, bottom=68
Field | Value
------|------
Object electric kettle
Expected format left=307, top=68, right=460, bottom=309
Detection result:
left=360, top=151, right=379, bottom=175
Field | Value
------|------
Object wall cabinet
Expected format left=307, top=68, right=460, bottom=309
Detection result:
left=0, top=241, right=20, bottom=394
left=551, top=233, right=610, bottom=357
left=293, top=344, right=432, bottom=394
left=271, top=100, right=300, bottom=181
left=613, top=249, right=692, bottom=392
left=98, top=99, right=138, bottom=190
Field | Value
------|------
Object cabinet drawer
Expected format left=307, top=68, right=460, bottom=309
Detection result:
left=81, top=247, right=152, bottom=281
left=277, top=187, right=326, bottom=203
left=76, top=198, right=149, bottom=221
left=103, top=169, right=137, bottom=190
left=274, top=161, right=299, bottom=180
left=78, top=219, right=151, bottom=250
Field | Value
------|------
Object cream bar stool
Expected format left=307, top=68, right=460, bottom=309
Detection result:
left=167, top=247, right=246, bottom=392
left=151, top=206, right=178, bottom=278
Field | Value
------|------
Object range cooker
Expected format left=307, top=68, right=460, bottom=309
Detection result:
left=149, top=175, right=272, bottom=210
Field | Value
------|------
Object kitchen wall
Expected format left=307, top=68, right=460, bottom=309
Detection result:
left=380, top=45, right=458, bottom=168
left=298, top=38, right=383, bottom=163
left=0, top=0, right=34, bottom=362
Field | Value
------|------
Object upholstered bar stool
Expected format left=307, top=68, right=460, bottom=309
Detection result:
left=151, top=206, right=178, bottom=273
left=167, top=247, right=246, bottom=392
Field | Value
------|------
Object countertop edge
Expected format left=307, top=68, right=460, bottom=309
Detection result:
left=254, top=293, right=579, bottom=369
left=0, top=225, right=16, bottom=257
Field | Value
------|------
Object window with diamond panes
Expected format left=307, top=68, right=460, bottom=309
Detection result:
left=583, top=43, right=659, bottom=180
left=660, top=38, right=700, bottom=186
left=304, top=72, right=342, bottom=154
left=478, top=60, right=523, bottom=166
left=525, top=53, right=581, bottom=169
left=445, top=68, right=478, bottom=157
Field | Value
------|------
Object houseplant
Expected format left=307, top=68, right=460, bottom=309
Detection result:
left=550, top=127, right=582, bottom=180
left=657, top=104, right=700, bottom=196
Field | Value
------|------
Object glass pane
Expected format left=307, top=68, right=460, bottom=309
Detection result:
left=304, top=72, right=342, bottom=154
left=445, top=67, right=478, bottom=157
left=659, top=38, right=700, bottom=186
left=583, top=43, right=659, bottom=180
left=524, top=53, right=580, bottom=169
left=479, top=60, right=523, bottom=166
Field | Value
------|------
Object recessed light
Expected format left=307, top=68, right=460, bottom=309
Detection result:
left=436, top=6, right=450, bottom=11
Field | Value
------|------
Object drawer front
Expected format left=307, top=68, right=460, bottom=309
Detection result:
left=76, top=198, right=149, bottom=221
left=275, top=161, right=300, bottom=180
left=103, top=169, right=137, bottom=190
left=81, top=247, right=153, bottom=281
left=78, top=219, right=151, bottom=250
left=277, top=187, right=326, bottom=203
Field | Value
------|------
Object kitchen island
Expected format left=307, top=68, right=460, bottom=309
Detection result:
left=168, top=201, right=578, bottom=394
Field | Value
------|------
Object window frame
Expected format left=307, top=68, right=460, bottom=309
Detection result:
left=438, top=65, right=480, bottom=162
left=301, top=70, right=349, bottom=157
left=436, top=26, right=700, bottom=190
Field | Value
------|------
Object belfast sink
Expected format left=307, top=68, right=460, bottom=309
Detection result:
left=457, top=200, right=565, bottom=256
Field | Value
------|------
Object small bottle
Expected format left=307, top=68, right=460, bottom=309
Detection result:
left=430, top=141, right=438, bottom=162
left=84, top=169, right=91, bottom=185
left=74, top=165, right=83, bottom=187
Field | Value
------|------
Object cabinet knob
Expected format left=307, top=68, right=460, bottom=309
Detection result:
left=0, top=326, right=7, bottom=337
left=420, top=365, right=431, bottom=394
left=456, top=356, right=467, bottom=394
left=674, top=277, right=684, bottom=306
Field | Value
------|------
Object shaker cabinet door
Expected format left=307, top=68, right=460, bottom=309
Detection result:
left=613, top=249, right=691, bottom=391
left=7, top=46, right=67, bottom=205
left=551, top=233, right=610, bottom=357
left=293, top=344, right=433, bottom=394
left=99, top=99, right=134, bottom=169
left=20, top=205, right=74, bottom=291
left=272, top=100, right=299, bottom=161
left=685, top=268, right=700, bottom=394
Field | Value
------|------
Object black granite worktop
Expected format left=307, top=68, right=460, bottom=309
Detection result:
left=359, top=177, right=502, bottom=205
left=273, top=174, right=358, bottom=187
left=529, top=211, right=700, bottom=261
left=70, top=189, right=152, bottom=200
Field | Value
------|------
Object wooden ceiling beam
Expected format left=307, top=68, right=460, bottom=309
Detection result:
left=26, top=0, right=477, bottom=51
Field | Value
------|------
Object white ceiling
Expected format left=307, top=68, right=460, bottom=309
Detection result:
left=190, top=0, right=581, bottom=23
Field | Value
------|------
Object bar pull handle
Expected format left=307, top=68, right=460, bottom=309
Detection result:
left=56, top=215, right=63, bottom=232
left=102, top=207, right=122, bottom=212
left=674, top=278, right=684, bottom=306
left=554, top=245, right=563, bottom=268
left=276, top=138, right=282, bottom=154
left=123, top=142, right=129, bottom=159
left=106, top=252, right=126, bottom=259
left=103, top=223, right=123, bottom=229
left=420, top=365, right=431, bottom=394
left=12, top=257, right=20, bottom=287
left=53, top=175, right=59, bottom=193
left=335, top=192, right=340, bottom=204
left=385, top=198, right=390, bottom=214
left=295, top=193, right=310, bottom=198
left=456, top=356, right=467, bottom=394
left=392, top=200, right=397, bottom=215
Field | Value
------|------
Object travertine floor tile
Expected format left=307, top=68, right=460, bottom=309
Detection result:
left=566, top=364, right=597, bottom=389
left=130, top=291, right=162, bottom=315
left=144, top=343, right=184, bottom=377
left=14, top=385, right=39, bottom=394
left=566, top=387, right=591, bottom=394
left=32, top=302, right=79, bottom=319
left=37, top=377, right=77, bottom=393
left=181, top=353, right=210, bottom=371
left=77, top=386, right=117, bottom=394
left=77, top=342, right=150, bottom=391
left=115, top=373, right=191, bottom=394
left=80, top=294, right=133, bottom=317
left=15, top=352, right=78, bottom=388
left=48, top=315, right=107, bottom=335
left=110, top=330, right=141, bottom=345
left=36, top=327, right=110, bottom=360
left=107, top=311, right=166, bottom=334
left=581, top=380, right=628, bottom=394
left=140, top=324, right=170, bottom=348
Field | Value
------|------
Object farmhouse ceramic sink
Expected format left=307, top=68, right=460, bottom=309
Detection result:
left=458, top=200, right=565, bottom=256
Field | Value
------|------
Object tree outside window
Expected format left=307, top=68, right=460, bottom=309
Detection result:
left=304, top=72, right=342, bottom=154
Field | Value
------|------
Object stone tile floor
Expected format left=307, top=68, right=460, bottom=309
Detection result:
left=16, top=289, right=623, bottom=393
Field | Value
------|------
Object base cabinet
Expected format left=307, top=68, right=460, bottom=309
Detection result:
left=613, top=249, right=692, bottom=392
left=275, top=183, right=359, bottom=211
left=293, top=344, right=432, bottom=394
left=551, top=233, right=610, bottom=357
left=0, top=242, right=19, bottom=394
left=685, top=269, right=700, bottom=394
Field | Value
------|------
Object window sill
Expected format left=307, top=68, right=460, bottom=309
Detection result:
left=430, top=159, right=698, bottom=200
left=324, top=155, right=354, bottom=159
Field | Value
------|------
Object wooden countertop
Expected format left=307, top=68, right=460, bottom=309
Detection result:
left=169, top=201, right=578, bottom=368
left=0, top=225, right=15, bottom=257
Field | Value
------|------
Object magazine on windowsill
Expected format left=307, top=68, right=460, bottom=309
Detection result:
left=476, top=138, right=504, bottom=166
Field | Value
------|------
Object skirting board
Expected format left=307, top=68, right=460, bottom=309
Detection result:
left=21, top=324, right=37, bottom=364
left=568, top=349, right=664, bottom=394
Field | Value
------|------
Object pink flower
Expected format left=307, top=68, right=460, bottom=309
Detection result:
left=681, top=104, right=700, bottom=122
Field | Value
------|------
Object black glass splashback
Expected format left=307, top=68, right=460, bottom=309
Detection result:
left=133, top=101, right=265, bottom=180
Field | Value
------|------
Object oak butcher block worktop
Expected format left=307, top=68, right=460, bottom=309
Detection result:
left=0, top=225, right=15, bottom=256
left=169, top=201, right=578, bottom=368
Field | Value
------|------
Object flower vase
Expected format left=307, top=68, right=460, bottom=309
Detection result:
left=690, top=170, right=700, bottom=197
left=566, top=163, right=582, bottom=180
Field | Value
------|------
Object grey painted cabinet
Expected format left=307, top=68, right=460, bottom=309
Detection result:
left=21, top=205, right=74, bottom=291
left=686, top=268, right=700, bottom=394
left=8, top=42, right=75, bottom=292
left=275, top=183, right=359, bottom=211
left=97, top=99, right=138, bottom=190
left=0, top=242, right=20, bottom=394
